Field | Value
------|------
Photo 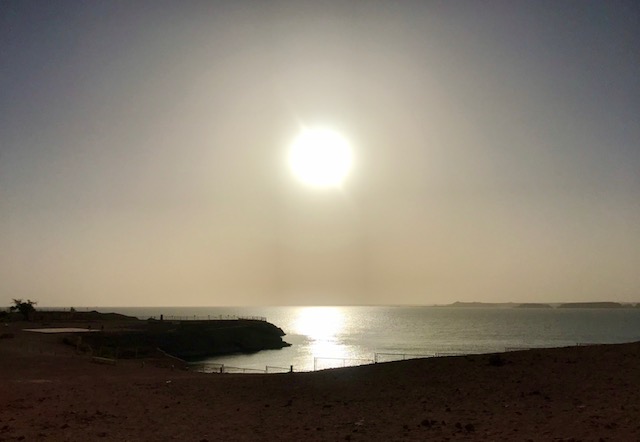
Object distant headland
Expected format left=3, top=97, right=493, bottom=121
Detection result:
left=439, top=301, right=639, bottom=309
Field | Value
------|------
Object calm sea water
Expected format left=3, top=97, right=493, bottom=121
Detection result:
left=98, top=306, right=640, bottom=372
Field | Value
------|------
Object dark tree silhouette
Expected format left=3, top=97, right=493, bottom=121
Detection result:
left=10, top=298, right=37, bottom=321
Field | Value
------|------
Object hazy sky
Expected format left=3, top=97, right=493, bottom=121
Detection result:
left=1, top=1, right=639, bottom=307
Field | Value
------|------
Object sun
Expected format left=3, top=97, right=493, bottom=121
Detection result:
left=288, top=127, right=353, bottom=188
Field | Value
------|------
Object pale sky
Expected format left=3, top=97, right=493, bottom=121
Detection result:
left=1, top=1, right=639, bottom=307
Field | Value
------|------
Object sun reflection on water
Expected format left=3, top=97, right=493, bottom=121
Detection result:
left=293, top=306, right=348, bottom=359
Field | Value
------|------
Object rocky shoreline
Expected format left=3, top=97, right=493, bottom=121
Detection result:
left=78, top=318, right=291, bottom=361
left=24, top=311, right=291, bottom=361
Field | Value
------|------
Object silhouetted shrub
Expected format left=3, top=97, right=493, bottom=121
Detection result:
left=10, top=299, right=37, bottom=321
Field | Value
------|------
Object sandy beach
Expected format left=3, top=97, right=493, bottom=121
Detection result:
left=1, top=321, right=639, bottom=441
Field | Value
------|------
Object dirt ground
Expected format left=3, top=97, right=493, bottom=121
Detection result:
left=1, top=321, right=639, bottom=441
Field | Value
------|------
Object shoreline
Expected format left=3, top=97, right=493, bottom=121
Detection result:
left=1, top=321, right=639, bottom=440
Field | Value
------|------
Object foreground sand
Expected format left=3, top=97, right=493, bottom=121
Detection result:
left=1, top=322, right=639, bottom=441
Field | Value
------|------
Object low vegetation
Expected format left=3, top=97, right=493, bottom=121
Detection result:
left=9, top=299, right=37, bottom=321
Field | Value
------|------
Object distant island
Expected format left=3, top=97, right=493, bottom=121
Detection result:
left=515, top=303, right=553, bottom=309
left=439, top=301, right=637, bottom=309
left=441, top=302, right=517, bottom=308
left=556, top=302, right=631, bottom=309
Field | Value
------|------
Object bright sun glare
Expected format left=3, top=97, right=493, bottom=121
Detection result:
left=288, top=127, right=353, bottom=188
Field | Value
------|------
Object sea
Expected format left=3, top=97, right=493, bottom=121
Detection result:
left=94, top=306, right=640, bottom=373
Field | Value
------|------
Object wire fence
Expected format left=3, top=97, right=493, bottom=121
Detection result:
left=192, top=362, right=293, bottom=374
left=374, top=352, right=435, bottom=363
left=266, top=365, right=293, bottom=373
left=434, top=351, right=466, bottom=357
left=187, top=344, right=602, bottom=374
left=21, top=309, right=268, bottom=322
left=146, top=315, right=267, bottom=322
left=313, top=357, right=375, bottom=371
left=504, top=346, right=532, bottom=352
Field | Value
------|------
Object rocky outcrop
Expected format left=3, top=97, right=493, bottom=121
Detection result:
left=74, top=319, right=291, bottom=361
left=32, top=310, right=138, bottom=322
